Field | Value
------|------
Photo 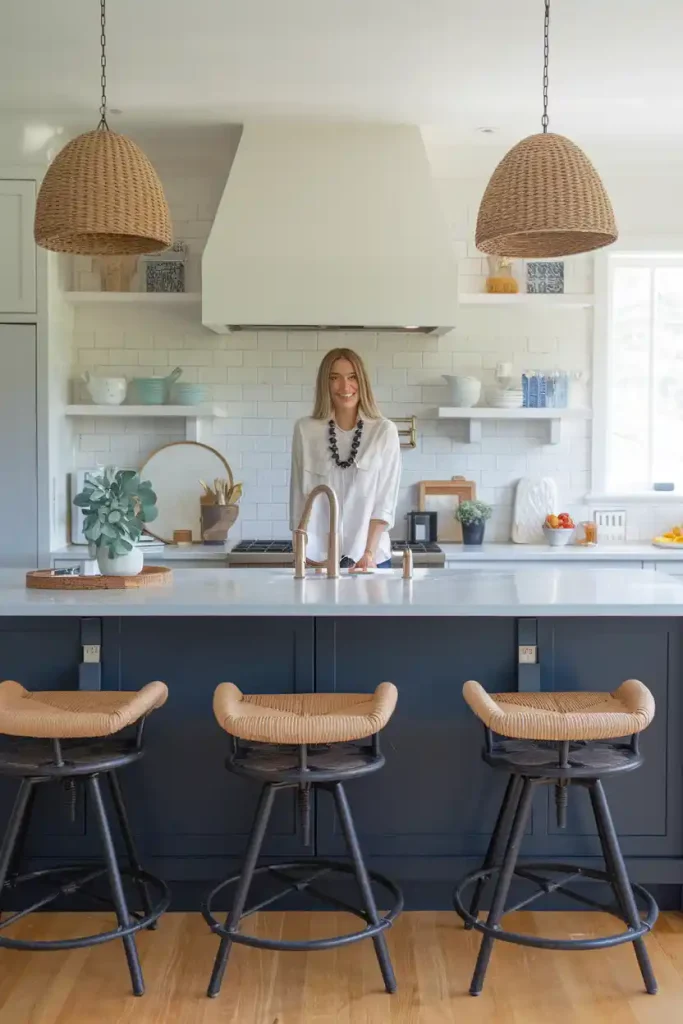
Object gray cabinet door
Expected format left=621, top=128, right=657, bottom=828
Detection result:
left=0, top=324, right=37, bottom=566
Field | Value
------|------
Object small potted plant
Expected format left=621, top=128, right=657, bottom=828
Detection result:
left=74, top=468, right=158, bottom=576
left=455, top=499, right=493, bottom=546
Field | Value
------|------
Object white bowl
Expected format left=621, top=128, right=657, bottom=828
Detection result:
left=542, top=524, right=575, bottom=546
left=442, top=375, right=481, bottom=408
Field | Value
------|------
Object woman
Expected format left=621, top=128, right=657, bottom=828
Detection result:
left=290, top=348, right=401, bottom=571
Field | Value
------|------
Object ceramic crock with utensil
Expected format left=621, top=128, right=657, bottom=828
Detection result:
left=82, top=372, right=128, bottom=406
left=128, top=366, right=182, bottom=405
left=442, top=375, right=481, bottom=408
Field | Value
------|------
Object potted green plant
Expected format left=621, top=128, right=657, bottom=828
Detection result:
left=455, top=499, right=493, bottom=546
left=73, top=467, right=158, bottom=576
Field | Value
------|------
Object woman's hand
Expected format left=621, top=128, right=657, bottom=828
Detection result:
left=351, top=549, right=376, bottom=573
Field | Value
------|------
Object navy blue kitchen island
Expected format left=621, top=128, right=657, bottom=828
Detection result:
left=1, top=566, right=683, bottom=909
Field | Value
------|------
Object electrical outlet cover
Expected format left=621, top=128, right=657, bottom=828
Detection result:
left=593, top=508, right=627, bottom=543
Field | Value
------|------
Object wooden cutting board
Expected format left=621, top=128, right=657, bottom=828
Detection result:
left=417, top=477, right=477, bottom=543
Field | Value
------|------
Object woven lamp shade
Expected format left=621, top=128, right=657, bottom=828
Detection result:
left=475, top=132, right=617, bottom=258
left=35, top=128, right=172, bottom=255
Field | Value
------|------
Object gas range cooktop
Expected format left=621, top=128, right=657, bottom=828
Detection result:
left=228, top=540, right=445, bottom=567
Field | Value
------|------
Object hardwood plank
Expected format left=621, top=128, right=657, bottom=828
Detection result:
left=0, top=912, right=681, bottom=1024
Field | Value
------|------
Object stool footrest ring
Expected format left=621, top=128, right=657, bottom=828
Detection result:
left=203, top=859, right=403, bottom=952
left=0, top=864, right=170, bottom=951
left=454, top=862, right=658, bottom=952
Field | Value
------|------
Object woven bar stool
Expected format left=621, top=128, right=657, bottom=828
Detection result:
left=0, top=680, right=170, bottom=997
left=203, top=682, right=403, bottom=997
left=454, top=680, right=659, bottom=997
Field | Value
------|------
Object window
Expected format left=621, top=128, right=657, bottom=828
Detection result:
left=599, top=252, right=683, bottom=493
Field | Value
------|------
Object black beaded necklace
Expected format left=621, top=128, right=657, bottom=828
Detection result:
left=328, top=418, right=364, bottom=469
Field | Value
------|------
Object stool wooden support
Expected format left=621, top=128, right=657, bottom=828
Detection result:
left=454, top=679, right=659, bottom=997
left=0, top=680, right=170, bottom=997
left=203, top=683, right=403, bottom=997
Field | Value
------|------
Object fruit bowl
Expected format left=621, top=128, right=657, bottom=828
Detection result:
left=543, top=524, right=575, bottom=547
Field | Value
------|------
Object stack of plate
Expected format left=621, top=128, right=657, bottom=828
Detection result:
left=487, top=387, right=523, bottom=409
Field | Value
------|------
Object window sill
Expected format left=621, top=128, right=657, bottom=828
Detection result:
left=586, top=492, right=683, bottom=504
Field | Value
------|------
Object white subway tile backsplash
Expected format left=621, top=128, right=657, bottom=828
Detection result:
left=272, top=351, right=304, bottom=367
left=214, top=351, right=244, bottom=367
left=244, top=351, right=273, bottom=367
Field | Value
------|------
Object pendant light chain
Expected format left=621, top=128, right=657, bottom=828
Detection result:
left=541, top=0, right=550, bottom=133
left=99, top=0, right=108, bottom=129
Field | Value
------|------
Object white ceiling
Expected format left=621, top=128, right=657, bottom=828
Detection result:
left=3, top=0, right=682, bottom=143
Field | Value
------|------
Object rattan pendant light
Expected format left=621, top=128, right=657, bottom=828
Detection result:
left=475, top=0, right=616, bottom=258
left=34, top=0, right=171, bottom=255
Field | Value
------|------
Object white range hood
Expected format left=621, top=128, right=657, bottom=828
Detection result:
left=202, top=122, right=458, bottom=335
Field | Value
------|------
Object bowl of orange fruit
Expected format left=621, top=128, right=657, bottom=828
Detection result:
left=543, top=512, right=575, bottom=546
left=653, top=525, right=683, bottom=548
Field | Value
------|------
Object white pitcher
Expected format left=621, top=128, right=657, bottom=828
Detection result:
left=82, top=371, right=128, bottom=406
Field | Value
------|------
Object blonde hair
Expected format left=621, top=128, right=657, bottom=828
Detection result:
left=312, top=348, right=381, bottom=420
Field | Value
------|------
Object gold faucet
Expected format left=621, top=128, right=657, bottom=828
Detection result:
left=293, top=484, right=340, bottom=579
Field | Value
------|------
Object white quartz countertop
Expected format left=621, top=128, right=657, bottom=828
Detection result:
left=7, top=567, right=683, bottom=617
left=440, top=542, right=683, bottom=561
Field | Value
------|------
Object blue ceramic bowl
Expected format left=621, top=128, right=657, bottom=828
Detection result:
left=171, top=383, right=207, bottom=406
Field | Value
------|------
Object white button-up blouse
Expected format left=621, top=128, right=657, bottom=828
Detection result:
left=289, top=416, right=402, bottom=564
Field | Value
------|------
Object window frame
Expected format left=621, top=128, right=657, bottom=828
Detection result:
left=591, top=239, right=683, bottom=500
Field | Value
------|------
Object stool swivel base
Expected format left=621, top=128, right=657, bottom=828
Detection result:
left=454, top=733, right=659, bottom=997
left=202, top=739, right=403, bottom=998
left=0, top=733, right=170, bottom=997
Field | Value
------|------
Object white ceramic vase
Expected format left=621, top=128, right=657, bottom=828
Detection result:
left=96, top=545, right=144, bottom=577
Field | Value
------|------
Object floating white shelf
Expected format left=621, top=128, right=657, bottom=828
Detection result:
left=458, top=293, right=595, bottom=308
left=65, top=403, right=226, bottom=441
left=437, top=406, right=592, bottom=445
left=64, top=292, right=201, bottom=305
left=66, top=404, right=226, bottom=417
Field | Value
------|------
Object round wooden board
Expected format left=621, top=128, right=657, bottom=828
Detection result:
left=26, top=566, right=173, bottom=590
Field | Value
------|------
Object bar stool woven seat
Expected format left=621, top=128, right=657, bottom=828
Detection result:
left=213, top=681, right=397, bottom=744
left=462, top=679, right=655, bottom=741
left=454, top=678, right=659, bottom=998
left=204, top=681, right=402, bottom=999
left=0, top=680, right=168, bottom=738
left=0, top=680, right=170, bottom=997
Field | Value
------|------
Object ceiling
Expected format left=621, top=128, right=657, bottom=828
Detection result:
left=2, top=0, right=681, bottom=144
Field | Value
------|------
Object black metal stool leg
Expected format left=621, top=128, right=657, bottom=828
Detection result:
left=107, top=771, right=156, bottom=931
left=469, top=777, right=535, bottom=997
left=88, top=774, right=145, bottom=997
left=0, top=780, right=35, bottom=904
left=333, top=782, right=397, bottom=995
left=465, top=774, right=523, bottom=930
left=589, top=780, right=658, bottom=995
left=0, top=781, right=36, bottom=919
left=207, top=783, right=277, bottom=999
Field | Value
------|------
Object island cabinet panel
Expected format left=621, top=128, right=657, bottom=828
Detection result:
left=314, top=617, right=523, bottom=859
left=536, top=618, right=682, bottom=858
left=99, top=617, right=315, bottom=870
left=0, top=618, right=84, bottom=848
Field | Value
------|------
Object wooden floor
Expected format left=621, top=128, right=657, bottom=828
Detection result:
left=0, top=911, right=681, bottom=1023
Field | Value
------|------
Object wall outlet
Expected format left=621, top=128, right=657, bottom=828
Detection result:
left=518, top=645, right=537, bottom=664
left=593, top=509, right=627, bottom=543
left=82, top=644, right=100, bottom=664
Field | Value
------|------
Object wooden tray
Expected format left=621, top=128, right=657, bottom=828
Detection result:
left=26, top=566, right=173, bottom=590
